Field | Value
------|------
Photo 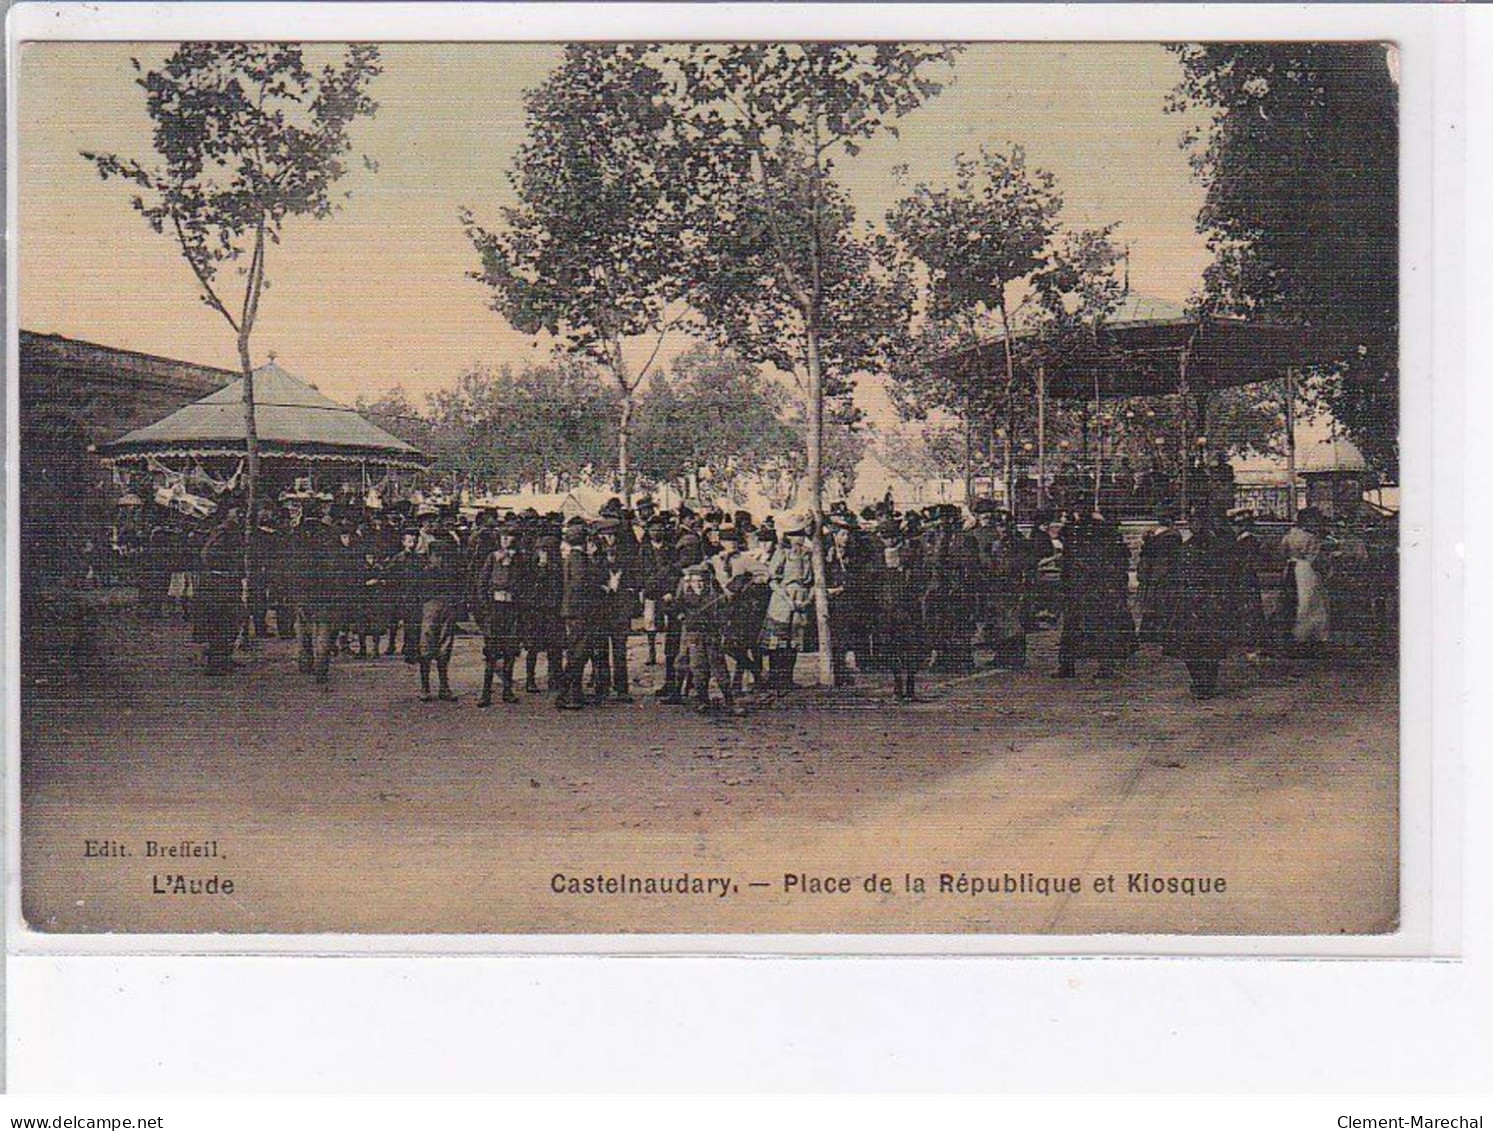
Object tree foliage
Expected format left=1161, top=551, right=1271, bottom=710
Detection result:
left=419, top=360, right=618, bottom=491
left=631, top=344, right=798, bottom=498
left=885, top=147, right=1130, bottom=501
left=461, top=44, right=688, bottom=494
left=352, top=385, right=436, bottom=453
left=1168, top=43, right=1398, bottom=474
left=85, top=43, right=382, bottom=339
left=886, top=144, right=1063, bottom=324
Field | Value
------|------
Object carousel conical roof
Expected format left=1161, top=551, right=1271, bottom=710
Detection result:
left=96, top=362, right=428, bottom=468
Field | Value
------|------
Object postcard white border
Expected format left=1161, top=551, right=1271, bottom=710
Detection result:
left=2, top=2, right=1462, bottom=962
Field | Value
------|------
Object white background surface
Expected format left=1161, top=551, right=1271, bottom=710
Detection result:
left=4, top=2, right=1487, bottom=1093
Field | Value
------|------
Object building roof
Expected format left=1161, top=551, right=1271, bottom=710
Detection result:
left=20, top=330, right=238, bottom=397
left=95, top=362, right=428, bottom=468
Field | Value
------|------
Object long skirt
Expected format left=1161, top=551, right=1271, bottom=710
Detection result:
left=1291, top=560, right=1330, bottom=643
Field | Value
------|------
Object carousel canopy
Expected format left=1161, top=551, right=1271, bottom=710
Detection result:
left=935, top=291, right=1327, bottom=401
left=95, top=362, right=429, bottom=469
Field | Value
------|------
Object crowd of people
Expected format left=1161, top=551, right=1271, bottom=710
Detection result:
left=123, top=476, right=1357, bottom=710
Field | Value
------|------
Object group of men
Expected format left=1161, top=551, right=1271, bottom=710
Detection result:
left=178, top=480, right=1281, bottom=708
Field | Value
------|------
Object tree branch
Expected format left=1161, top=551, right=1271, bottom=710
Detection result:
left=635, top=309, right=685, bottom=385
left=171, top=211, right=240, bottom=335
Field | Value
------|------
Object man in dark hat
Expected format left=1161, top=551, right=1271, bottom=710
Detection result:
left=874, top=515, right=926, bottom=700
left=713, top=522, right=768, bottom=693
left=922, top=504, right=976, bottom=672
left=556, top=518, right=603, bottom=709
left=198, top=509, right=243, bottom=676
left=1137, top=503, right=1184, bottom=649
left=1053, top=508, right=1132, bottom=680
left=591, top=517, right=637, bottom=702
left=986, top=509, right=1031, bottom=670
left=381, top=526, right=424, bottom=664
left=825, top=511, right=871, bottom=684
left=639, top=514, right=678, bottom=671
left=290, top=499, right=354, bottom=686
left=521, top=515, right=564, bottom=693
left=1176, top=501, right=1234, bottom=698
left=1230, top=509, right=1267, bottom=658
left=475, top=517, right=525, bottom=706
left=968, top=498, right=1000, bottom=649
left=410, top=536, right=462, bottom=702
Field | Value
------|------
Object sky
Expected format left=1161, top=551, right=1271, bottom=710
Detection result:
left=19, top=42, right=1214, bottom=415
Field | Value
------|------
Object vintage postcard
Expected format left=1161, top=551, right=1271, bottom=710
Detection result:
left=12, top=25, right=1407, bottom=943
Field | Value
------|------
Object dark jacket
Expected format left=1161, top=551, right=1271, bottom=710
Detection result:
left=559, top=547, right=602, bottom=620
left=639, top=539, right=680, bottom=603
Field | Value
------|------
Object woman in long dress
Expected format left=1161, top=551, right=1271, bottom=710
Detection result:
left=1279, top=507, right=1330, bottom=663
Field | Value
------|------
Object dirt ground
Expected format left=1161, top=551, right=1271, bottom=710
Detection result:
left=20, top=607, right=1398, bottom=936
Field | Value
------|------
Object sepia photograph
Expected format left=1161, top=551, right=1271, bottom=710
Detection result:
left=15, top=36, right=1400, bottom=938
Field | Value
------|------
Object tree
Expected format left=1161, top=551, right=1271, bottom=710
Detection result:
left=870, top=423, right=967, bottom=505
left=1168, top=43, right=1398, bottom=475
left=631, top=344, right=799, bottom=501
left=462, top=45, right=688, bottom=502
left=672, top=44, right=954, bottom=685
left=421, top=360, right=617, bottom=492
left=85, top=42, right=381, bottom=582
left=884, top=318, right=1004, bottom=507
left=886, top=144, right=1064, bottom=507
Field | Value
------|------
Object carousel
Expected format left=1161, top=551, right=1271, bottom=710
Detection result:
left=94, top=361, right=430, bottom=518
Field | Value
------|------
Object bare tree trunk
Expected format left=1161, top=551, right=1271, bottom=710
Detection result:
left=617, top=392, right=634, bottom=504
left=997, top=294, right=1018, bottom=517
left=237, top=333, right=259, bottom=602
left=803, top=321, right=836, bottom=687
